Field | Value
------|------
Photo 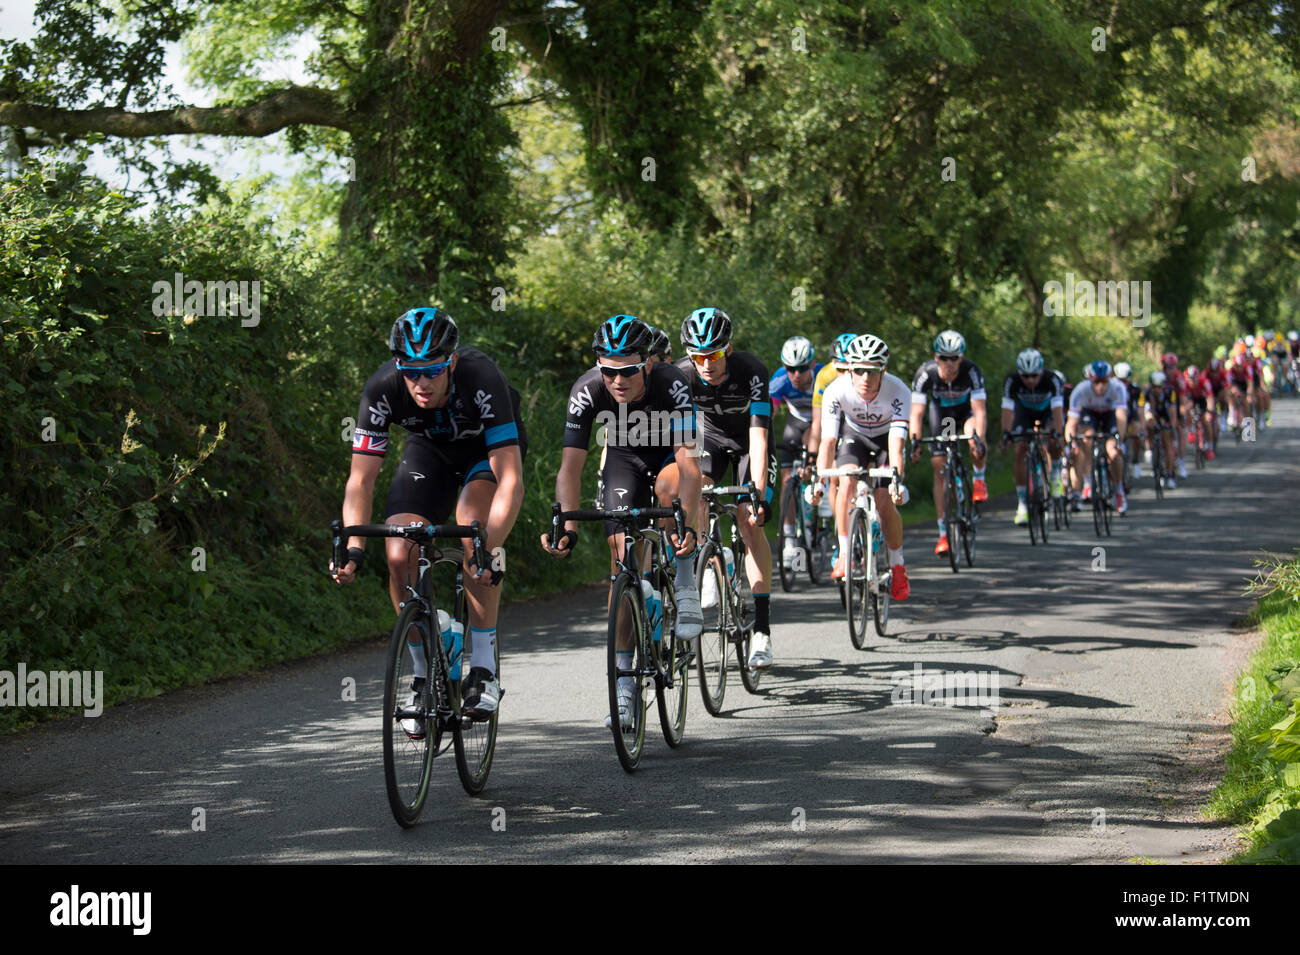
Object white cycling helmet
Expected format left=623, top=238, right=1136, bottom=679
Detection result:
left=1016, top=348, right=1044, bottom=374
left=933, top=329, right=966, bottom=357
left=1289, top=330, right=1299, bottom=342
left=844, top=333, right=890, bottom=367
left=1150, top=370, right=1166, bottom=387
left=780, top=336, right=814, bottom=368
left=1114, top=361, right=1132, bottom=381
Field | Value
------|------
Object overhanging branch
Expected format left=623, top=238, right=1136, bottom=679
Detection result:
left=0, top=85, right=352, bottom=140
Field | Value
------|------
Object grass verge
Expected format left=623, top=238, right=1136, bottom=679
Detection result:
left=1207, top=551, right=1300, bottom=863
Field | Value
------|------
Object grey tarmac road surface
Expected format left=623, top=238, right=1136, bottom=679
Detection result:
left=3, top=404, right=1298, bottom=864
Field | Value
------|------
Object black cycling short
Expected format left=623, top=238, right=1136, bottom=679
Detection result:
left=700, top=432, right=777, bottom=507
left=1010, top=407, right=1057, bottom=438
left=925, top=403, right=973, bottom=447
left=777, top=417, right=812, bottom=468
left=597, top=444, right=675, bottom=538
left=1191, top=395, right=1210, bottom=415
left=835, top=434, right=893, bottom=489
left=1076, top=410, right=1117, bottom=436
left=386, top=431, right=528, bottom=523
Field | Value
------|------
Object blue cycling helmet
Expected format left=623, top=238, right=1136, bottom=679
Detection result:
left=1085, top=359, right=1112, bottom=381
left=833, top=333, right=858, bottom=364
left=593, top=314, right=654, bottom=358
left=389, top=306, right=458, bottom=361
left=681, top=307, right=732, bottom=351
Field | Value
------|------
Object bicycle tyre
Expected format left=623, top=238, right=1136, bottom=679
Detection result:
left=870, top=514, right=891, bottom=637
left=945, top=463, right=961, bottom=574
left=453, top=585, right=497, bottom=797
left=1027, top=455, right=1040, bottom=545
left=1098, top=459, right=1112, bottom=536
left=847, top=508, right=870, bottom=650
left=735, top=539, right=763, bottom=694
left=777, top=480, right=797, bottom=593
left=607, top=574, right=647, bottom=773
left=383, top=602, right=437, bottom=828
left=694, top=542, right=728, bottom=716
left=655, top=568, right=688, bottom=748
left=807, top=506, right=827, bottom=586
left=1152, top=432, right=1164, bottom=501
left=959, top=457, right=977, bottom=567
left=1091, top=452, right=1104, bottom=538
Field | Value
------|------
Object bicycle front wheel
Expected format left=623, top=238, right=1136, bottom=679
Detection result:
left=734, top=541, right=763, bottom=695
left=453, top=590, right=497, bottom=797
left=383, top=602, right=437, bottom=828
left=945, top=465, right=961, bottom=573
left=847, top=509, right=870, bottom=649
left=607, top=574, right=647, bottom=773
left=694, top=542, right=728, bottom=716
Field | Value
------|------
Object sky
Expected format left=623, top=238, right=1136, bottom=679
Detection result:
left=0, top=0, right=318, bottom=205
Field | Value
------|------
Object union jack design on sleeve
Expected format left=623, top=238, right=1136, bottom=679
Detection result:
left=352, top=430, right=389, bottom=456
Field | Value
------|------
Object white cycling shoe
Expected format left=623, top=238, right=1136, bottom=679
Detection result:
left=747, top=631, right=773, bottom=670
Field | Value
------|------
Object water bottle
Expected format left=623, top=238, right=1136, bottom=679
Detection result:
left=639, top=579, right=663, bottom=643
left=436, top=609, right=463, bottom=682
left=817, top=483, right=832, bottom=517
left=801, top=484, right=815, bottom=524
left=723, top=546, right=736, bottom=581
left=871, top=518, right=883, bottom=551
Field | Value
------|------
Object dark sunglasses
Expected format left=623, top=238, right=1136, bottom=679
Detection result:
left=396, top=359, right=452, bottom=381
left=598, top=361, right=648, bottom=379
left=785, top=363, right=812, bottom=374
left=937, top=355, right=961, bottom=363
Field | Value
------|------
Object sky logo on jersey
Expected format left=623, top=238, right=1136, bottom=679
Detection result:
left=368, top=394, right=392, bottom=427
left=668, top=379, right=692, bottom=409
left=474, top=389, right=495, bottom=420
left=568, top=385, right=594, bottom=417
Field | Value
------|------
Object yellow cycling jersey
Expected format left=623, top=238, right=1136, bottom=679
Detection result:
left=811, top=362, right=843, bottom=409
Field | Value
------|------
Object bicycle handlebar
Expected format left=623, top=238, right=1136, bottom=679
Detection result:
left=548, top=498, right=689, bottom=553
left=330, top=519, right=490, bottom=577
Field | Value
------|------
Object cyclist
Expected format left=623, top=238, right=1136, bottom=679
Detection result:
left=675, top=307, right=777, bottom=671
left=808, top=332, right=857, bottom=556
left=544, top=314, right=703, bottom=730
left=1143, top=370, right=1180, bottom=489
left=1065, top=360, right=1129, bottom=514
left=332, top=306, right=525, bottom=722
left=1226, top=352, right=1257, bottom=427
left=769, top=336, right=823, bottom=568
left=1184, top=363, right=1217, bottom=461
left=1113, top=362, right=1145, bottom=479
left=1159, top=353, right=1190, bottom=480
left=648, top=326, right=671, bottom=365
left=818, top=334, right=910, bottom=599
left=999, top=348, right=1064, bottom=525
left=909, top=330, right=988, bottom=557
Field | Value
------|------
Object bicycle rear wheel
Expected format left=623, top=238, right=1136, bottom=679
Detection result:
left=1152, top=434, right=1164, bottom=500
left=383, top=603, right=437, bottom=828
left=847, top=509, right=870, bottom=649
left=655, top=575, right=689, bottom=747
left=807, top=508, right=828, bottom=585
left=1195, top=421, right=1206, bottom=469
left=734, top=540, right=763, bottom=694
left=944, top=465, right=961, bottom=574
left=453, top=586, right=497, bottom=796
left=694, top=542, right=728, bottom=716
left=777, top=480, right=798, bottom=593
left=607, top=574, right=647, bottom=773
left=870, top=515, right=891, bottom=637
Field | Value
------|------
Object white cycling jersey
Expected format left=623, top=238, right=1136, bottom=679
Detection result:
left=1067, top=378, right=1128, bottom=417
left=821, top=372, right=911, bottom=442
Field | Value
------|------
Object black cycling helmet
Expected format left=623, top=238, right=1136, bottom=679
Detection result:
left=649, top=326, right=671, bottom=361
left=681, top=307, right=732, bottom=352
left=593, top=314, right=655, bottom=358
left=389, top=306, right=458, bottom=361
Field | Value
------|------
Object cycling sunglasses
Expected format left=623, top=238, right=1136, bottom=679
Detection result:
left=689, top=348, right=727, bottom=365
left=396, top=358, right=452, bottom=381
left=785, top=363, right=812, bottom=374
left=598, top=361, right=648, bottom=379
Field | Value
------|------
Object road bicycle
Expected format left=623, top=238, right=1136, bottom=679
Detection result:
left=777, top=448, right=834, bottom=591
left=819, top=465, right=899, bottom=648
left=694, top=484, right=766, bottom=714
left=1086, top=433, right=1117, bottom=536
left=330, top=519, right=498, bottom=827
left=1020, top=425, right=1057, bottom=545
left=548, top=500, right=692, bottom=773
left=918, top=433, right=979, bottom=572
left=1148, top=419, right=1171, bottom=500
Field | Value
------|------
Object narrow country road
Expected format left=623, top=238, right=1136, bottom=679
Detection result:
left=3, top=405, right=1298, bottom=863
